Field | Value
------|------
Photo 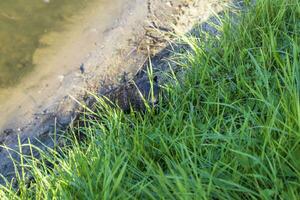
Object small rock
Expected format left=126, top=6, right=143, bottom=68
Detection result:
left=58, top=75, right=64, bottom=82
left=80, top=63, right=85, bottom=74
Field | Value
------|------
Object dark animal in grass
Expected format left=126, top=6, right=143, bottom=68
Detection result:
left=106, top=75, right=160, bottom=113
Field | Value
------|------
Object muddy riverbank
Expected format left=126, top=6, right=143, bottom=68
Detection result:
left=0, top=0, right=229, bottom=183
left=0, top=0, right=131, bottom=129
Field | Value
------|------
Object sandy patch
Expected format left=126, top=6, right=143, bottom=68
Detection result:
left=0, top=0, right=230, bottom=183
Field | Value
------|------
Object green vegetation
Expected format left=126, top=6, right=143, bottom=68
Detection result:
left=1, top=0, right=299, bottom=199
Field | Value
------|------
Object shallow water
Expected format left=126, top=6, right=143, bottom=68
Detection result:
left=0, top=0, right=90, bottom=87
left=0, top=0, right=129, bottom=130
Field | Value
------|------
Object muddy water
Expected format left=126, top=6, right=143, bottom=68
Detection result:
left=0, top=0, right=92, bottom=87
left=0, top=0, right=130, bottom=130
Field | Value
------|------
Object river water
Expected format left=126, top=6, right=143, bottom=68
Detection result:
left=0, top=0, right=91, bottom=87
left=0, top=0, right=130, bottom=130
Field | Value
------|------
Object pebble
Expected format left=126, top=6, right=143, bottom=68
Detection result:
left=80, top=63, right=85, bottom=74
left=58, top=75, right=64, bottom=82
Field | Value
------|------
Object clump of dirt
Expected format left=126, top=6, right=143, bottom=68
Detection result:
left=106, top=74, right=160, bottom=113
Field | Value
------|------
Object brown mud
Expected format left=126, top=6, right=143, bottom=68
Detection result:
left=0, top=0, right=232, bottom=184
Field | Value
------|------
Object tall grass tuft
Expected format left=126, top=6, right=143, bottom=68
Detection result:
left=1, top=0, right=299, bottom=199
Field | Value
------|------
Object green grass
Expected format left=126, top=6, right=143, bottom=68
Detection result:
left=1, top=0, right=300, bottom=199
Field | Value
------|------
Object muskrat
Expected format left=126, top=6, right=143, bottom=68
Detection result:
left=105, top=75, right=160, bottom=113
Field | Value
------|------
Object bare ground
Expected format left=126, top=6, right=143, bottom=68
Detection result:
left=0, top=0, right=230, bottom=184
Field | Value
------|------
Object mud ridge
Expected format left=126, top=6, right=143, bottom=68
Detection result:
left=0, top=0, right=231, bottom=184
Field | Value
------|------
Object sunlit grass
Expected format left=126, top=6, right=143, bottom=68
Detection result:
left=1, top=0, right=299, bottom=199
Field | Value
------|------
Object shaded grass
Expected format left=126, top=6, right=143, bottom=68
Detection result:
left=1, top=0, right=300, bottom=199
